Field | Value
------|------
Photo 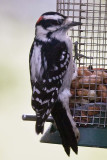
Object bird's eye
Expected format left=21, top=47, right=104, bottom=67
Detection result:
left=57, top=19, right=63, bottom=25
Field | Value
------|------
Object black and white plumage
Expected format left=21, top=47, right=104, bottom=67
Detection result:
left=29, top=12, right=81, bottom=156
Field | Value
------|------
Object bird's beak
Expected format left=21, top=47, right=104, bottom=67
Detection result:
left=65, top=17, right=82, bottom=27
left=70, top=21, right=82, bottom=26
left=57, top=17, right=82, bottom=32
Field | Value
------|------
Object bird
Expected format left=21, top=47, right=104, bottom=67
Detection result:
left=29, top=11, right=81, bottom=156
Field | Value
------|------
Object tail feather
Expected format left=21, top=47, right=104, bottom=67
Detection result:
left=36, top=124, right=44, bottom=135
left=35, top=117, right=44, bottom=134
left=51, top=100, right=78, bottom=156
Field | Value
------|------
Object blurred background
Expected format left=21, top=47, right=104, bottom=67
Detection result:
left=0, top=0, right=107, bottom=160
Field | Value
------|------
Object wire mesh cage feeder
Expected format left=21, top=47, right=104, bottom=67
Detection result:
left=22, top=0, right=107, bottom=148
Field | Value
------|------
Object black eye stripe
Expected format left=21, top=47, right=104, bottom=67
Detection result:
left=36, top=19, right=63, bottom=29
left=45, top=19, right=60, bottom=25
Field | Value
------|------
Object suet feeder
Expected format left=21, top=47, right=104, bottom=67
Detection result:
left=22, top=0, right=107, bottom=148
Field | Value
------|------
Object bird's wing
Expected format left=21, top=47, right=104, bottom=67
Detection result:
left=29, top=39, right=70, bottom=134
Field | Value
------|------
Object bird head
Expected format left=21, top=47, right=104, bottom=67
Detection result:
left=35, top=12, right=81, bottom=40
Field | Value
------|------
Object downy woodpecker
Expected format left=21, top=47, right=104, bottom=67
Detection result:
left=29, top=12, right=81, bottom=156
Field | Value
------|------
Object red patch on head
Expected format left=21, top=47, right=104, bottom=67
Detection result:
left=36, top=16, right=43, bottom=24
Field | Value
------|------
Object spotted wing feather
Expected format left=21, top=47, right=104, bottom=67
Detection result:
left=29, top=39, right=70, bottom=134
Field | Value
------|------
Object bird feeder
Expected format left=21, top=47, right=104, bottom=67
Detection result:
left=22, top=0, right=107, bottom=148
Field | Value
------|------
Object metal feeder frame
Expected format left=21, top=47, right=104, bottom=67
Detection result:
left=22, top=0, right=107, bottom=148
